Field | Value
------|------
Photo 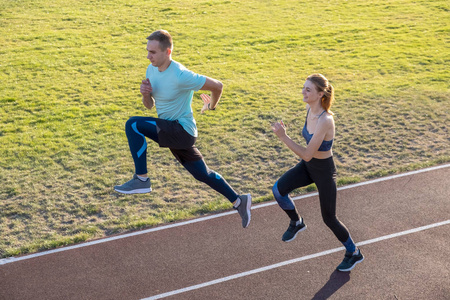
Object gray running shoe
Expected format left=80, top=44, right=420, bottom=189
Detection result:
left=282, top=219, right=307, bottom=242
left=336, top=249, right=364, bottom=272
left=114, top=174, right=152, bottom=194
left=235, top=194, right=252, bottom=228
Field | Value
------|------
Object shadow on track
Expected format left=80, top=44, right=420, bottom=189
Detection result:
left=312, top=270, right=351, bottom=299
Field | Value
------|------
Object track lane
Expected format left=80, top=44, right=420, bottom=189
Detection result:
left=0, top=164, right=449, bottom=300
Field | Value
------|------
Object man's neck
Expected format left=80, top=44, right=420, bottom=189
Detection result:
left=158, top=59, right=172, bottom=72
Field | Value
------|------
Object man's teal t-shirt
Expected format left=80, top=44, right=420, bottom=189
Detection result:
left=146, top=60, right=206, bottom=137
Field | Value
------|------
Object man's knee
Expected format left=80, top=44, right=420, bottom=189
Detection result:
left=198, top=166, right=223, bottom=182
left=191, top=170, right=205, bottom=182
left=125, top=116, right=140, bottom=130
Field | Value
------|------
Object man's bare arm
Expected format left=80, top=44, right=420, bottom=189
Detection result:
left=140, top=78, right=154, bottom=110
left=142, top=94, right=155, bottom=110
left=200, top=77, right=223, bottom=109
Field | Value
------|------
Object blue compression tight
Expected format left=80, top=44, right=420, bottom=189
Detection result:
left=125, top=116, right=159, bottom=175
left=125, top=116, right=238, bottom=202
left=182, top=160, right=238, bottom=203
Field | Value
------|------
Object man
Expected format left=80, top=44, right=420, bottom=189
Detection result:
left=114, top=30, right=251, bottom=228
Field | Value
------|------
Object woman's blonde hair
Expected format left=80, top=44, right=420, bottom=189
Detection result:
left=307, top=74, right=334, bottom=115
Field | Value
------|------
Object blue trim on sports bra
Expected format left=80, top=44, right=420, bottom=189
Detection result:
left=302, top=109, right=334, bottom=151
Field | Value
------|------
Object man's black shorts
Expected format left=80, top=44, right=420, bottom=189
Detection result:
left=155, top=119, right=203, bottom=164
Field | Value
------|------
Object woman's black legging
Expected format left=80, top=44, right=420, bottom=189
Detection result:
left=273, top=157, right=350, bottom=243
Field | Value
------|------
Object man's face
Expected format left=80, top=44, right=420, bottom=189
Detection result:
left=146, top=40, right=170, bottom=67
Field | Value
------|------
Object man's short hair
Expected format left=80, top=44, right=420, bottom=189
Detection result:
left=147, top=30, right=173, bottom=51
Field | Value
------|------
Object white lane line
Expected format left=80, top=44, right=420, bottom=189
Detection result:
left=141, top=219, right=450, bottom=300
left=1, top=164, right=448, bottom=266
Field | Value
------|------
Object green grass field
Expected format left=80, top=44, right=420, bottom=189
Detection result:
left=1, top=0, right=448, bottom=257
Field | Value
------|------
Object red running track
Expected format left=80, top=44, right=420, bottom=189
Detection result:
left=1, top=164, right=449, bottom=299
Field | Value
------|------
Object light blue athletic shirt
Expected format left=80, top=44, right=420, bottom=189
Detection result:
left=146, top=60, right=206, bottom=137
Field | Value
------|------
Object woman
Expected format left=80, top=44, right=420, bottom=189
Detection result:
left=271, top=74, right=364, bottom=272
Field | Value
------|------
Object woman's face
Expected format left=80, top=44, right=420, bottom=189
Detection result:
left=302, top=80, right=323, bottom=104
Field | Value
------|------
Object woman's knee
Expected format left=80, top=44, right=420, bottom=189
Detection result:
left=322, top=214, right=349, bottom=242
left=273, top=181, right=295, bottom=210
left=322, top=213, right=339, bottom=229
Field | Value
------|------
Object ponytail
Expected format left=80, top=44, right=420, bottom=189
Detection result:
left=321, top=84, right=334, bottom=114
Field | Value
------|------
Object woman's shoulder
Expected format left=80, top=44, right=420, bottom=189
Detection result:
left=318, top=112, right=334, bottom=126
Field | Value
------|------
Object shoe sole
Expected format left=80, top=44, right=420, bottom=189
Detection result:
left=282, top=225, right=307, bottom=242
left=337, top=256, right=365, bottom=272
left=242, top=193, right=252, bottom=228
left=114, top=187, right=152, bottom=194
